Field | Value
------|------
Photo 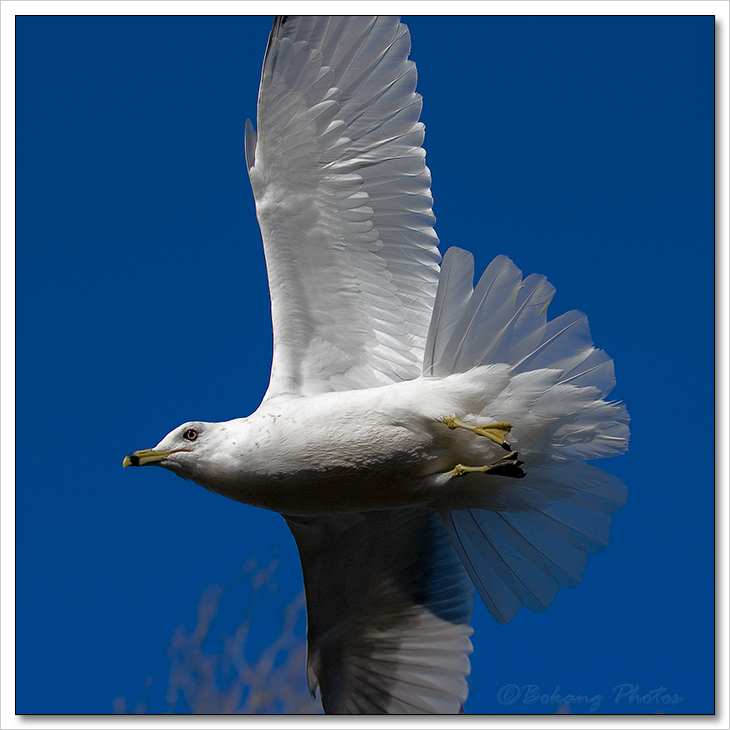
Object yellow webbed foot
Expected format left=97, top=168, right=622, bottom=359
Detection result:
left=447, top=452, right=525, bottom=479
left=443, top=416, right=513, bottom=450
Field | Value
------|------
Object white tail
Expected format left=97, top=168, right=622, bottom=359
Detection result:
left=428, top=248, right=629, bottom=625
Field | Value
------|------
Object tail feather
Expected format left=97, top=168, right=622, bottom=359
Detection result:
left=485, top=273, right=555, bottom=367
left=451, top=256, right=522, bottom=373
left=428, top=248, right=628, bottom=624
left=513, top=310, right=616, bottom=398
left=559, top=348, right=616, bottom=398
left=441, top=463, right=626, bottom=625
left=423, top=247, right=474, bottom=377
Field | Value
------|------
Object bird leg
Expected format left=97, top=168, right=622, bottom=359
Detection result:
left=443, top=416, right=513, bottom=451
left=447, top=452, right=525, bottom=479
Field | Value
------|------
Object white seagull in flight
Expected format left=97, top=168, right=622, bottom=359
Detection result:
left=124, top=16, right=629, bottom=714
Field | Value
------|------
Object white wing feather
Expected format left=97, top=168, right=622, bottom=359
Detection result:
left=248, top=16, right=440, bottom=402
left=285, top=508, right=474, bottom=713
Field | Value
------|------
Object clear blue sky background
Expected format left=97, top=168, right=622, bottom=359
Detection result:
left=16, top=15, right=714, bottom=715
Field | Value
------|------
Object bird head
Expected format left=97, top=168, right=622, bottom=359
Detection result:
left=123, top=421, right=210, bottom=479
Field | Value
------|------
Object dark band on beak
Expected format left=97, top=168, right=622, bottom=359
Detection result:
left=123, top=448, right=187, bottom=468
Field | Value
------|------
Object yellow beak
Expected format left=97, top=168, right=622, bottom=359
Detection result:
left=122, top=448, right=185, bottom=467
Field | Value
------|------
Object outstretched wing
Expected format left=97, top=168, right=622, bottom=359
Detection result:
left=247, top=16, right=440, bottom=402
left=285, top=508, right=474, bottom=714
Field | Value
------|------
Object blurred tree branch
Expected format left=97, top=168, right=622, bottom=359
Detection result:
left=114, top=557, right=322, bottom=714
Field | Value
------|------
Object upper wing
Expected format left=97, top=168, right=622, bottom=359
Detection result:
left=247, top=16, right=441, bottom=402
left=285, top=508, right=474, bottom=714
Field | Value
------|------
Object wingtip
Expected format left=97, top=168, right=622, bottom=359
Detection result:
left=263, top=16, right=289, bottom=69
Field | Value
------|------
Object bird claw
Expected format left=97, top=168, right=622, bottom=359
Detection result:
left=484, top=451, right=526, bottom=478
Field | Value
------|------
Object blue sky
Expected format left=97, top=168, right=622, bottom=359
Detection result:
left=14, top=14, right=714, bottom=715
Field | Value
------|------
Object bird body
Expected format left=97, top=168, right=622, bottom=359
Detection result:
left=127, top=367, right=516, bottom=513
left=124, top=16, right=629, bottom=713
left=139, top=359, right=625, bottom=519
left=152, top=369, right=499, bottom=513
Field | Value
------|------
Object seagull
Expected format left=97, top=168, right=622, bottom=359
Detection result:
left=124, top=16, right=629, bottom=714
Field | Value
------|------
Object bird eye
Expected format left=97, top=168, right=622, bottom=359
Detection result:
left=183, top=428, right=198, bottom=442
